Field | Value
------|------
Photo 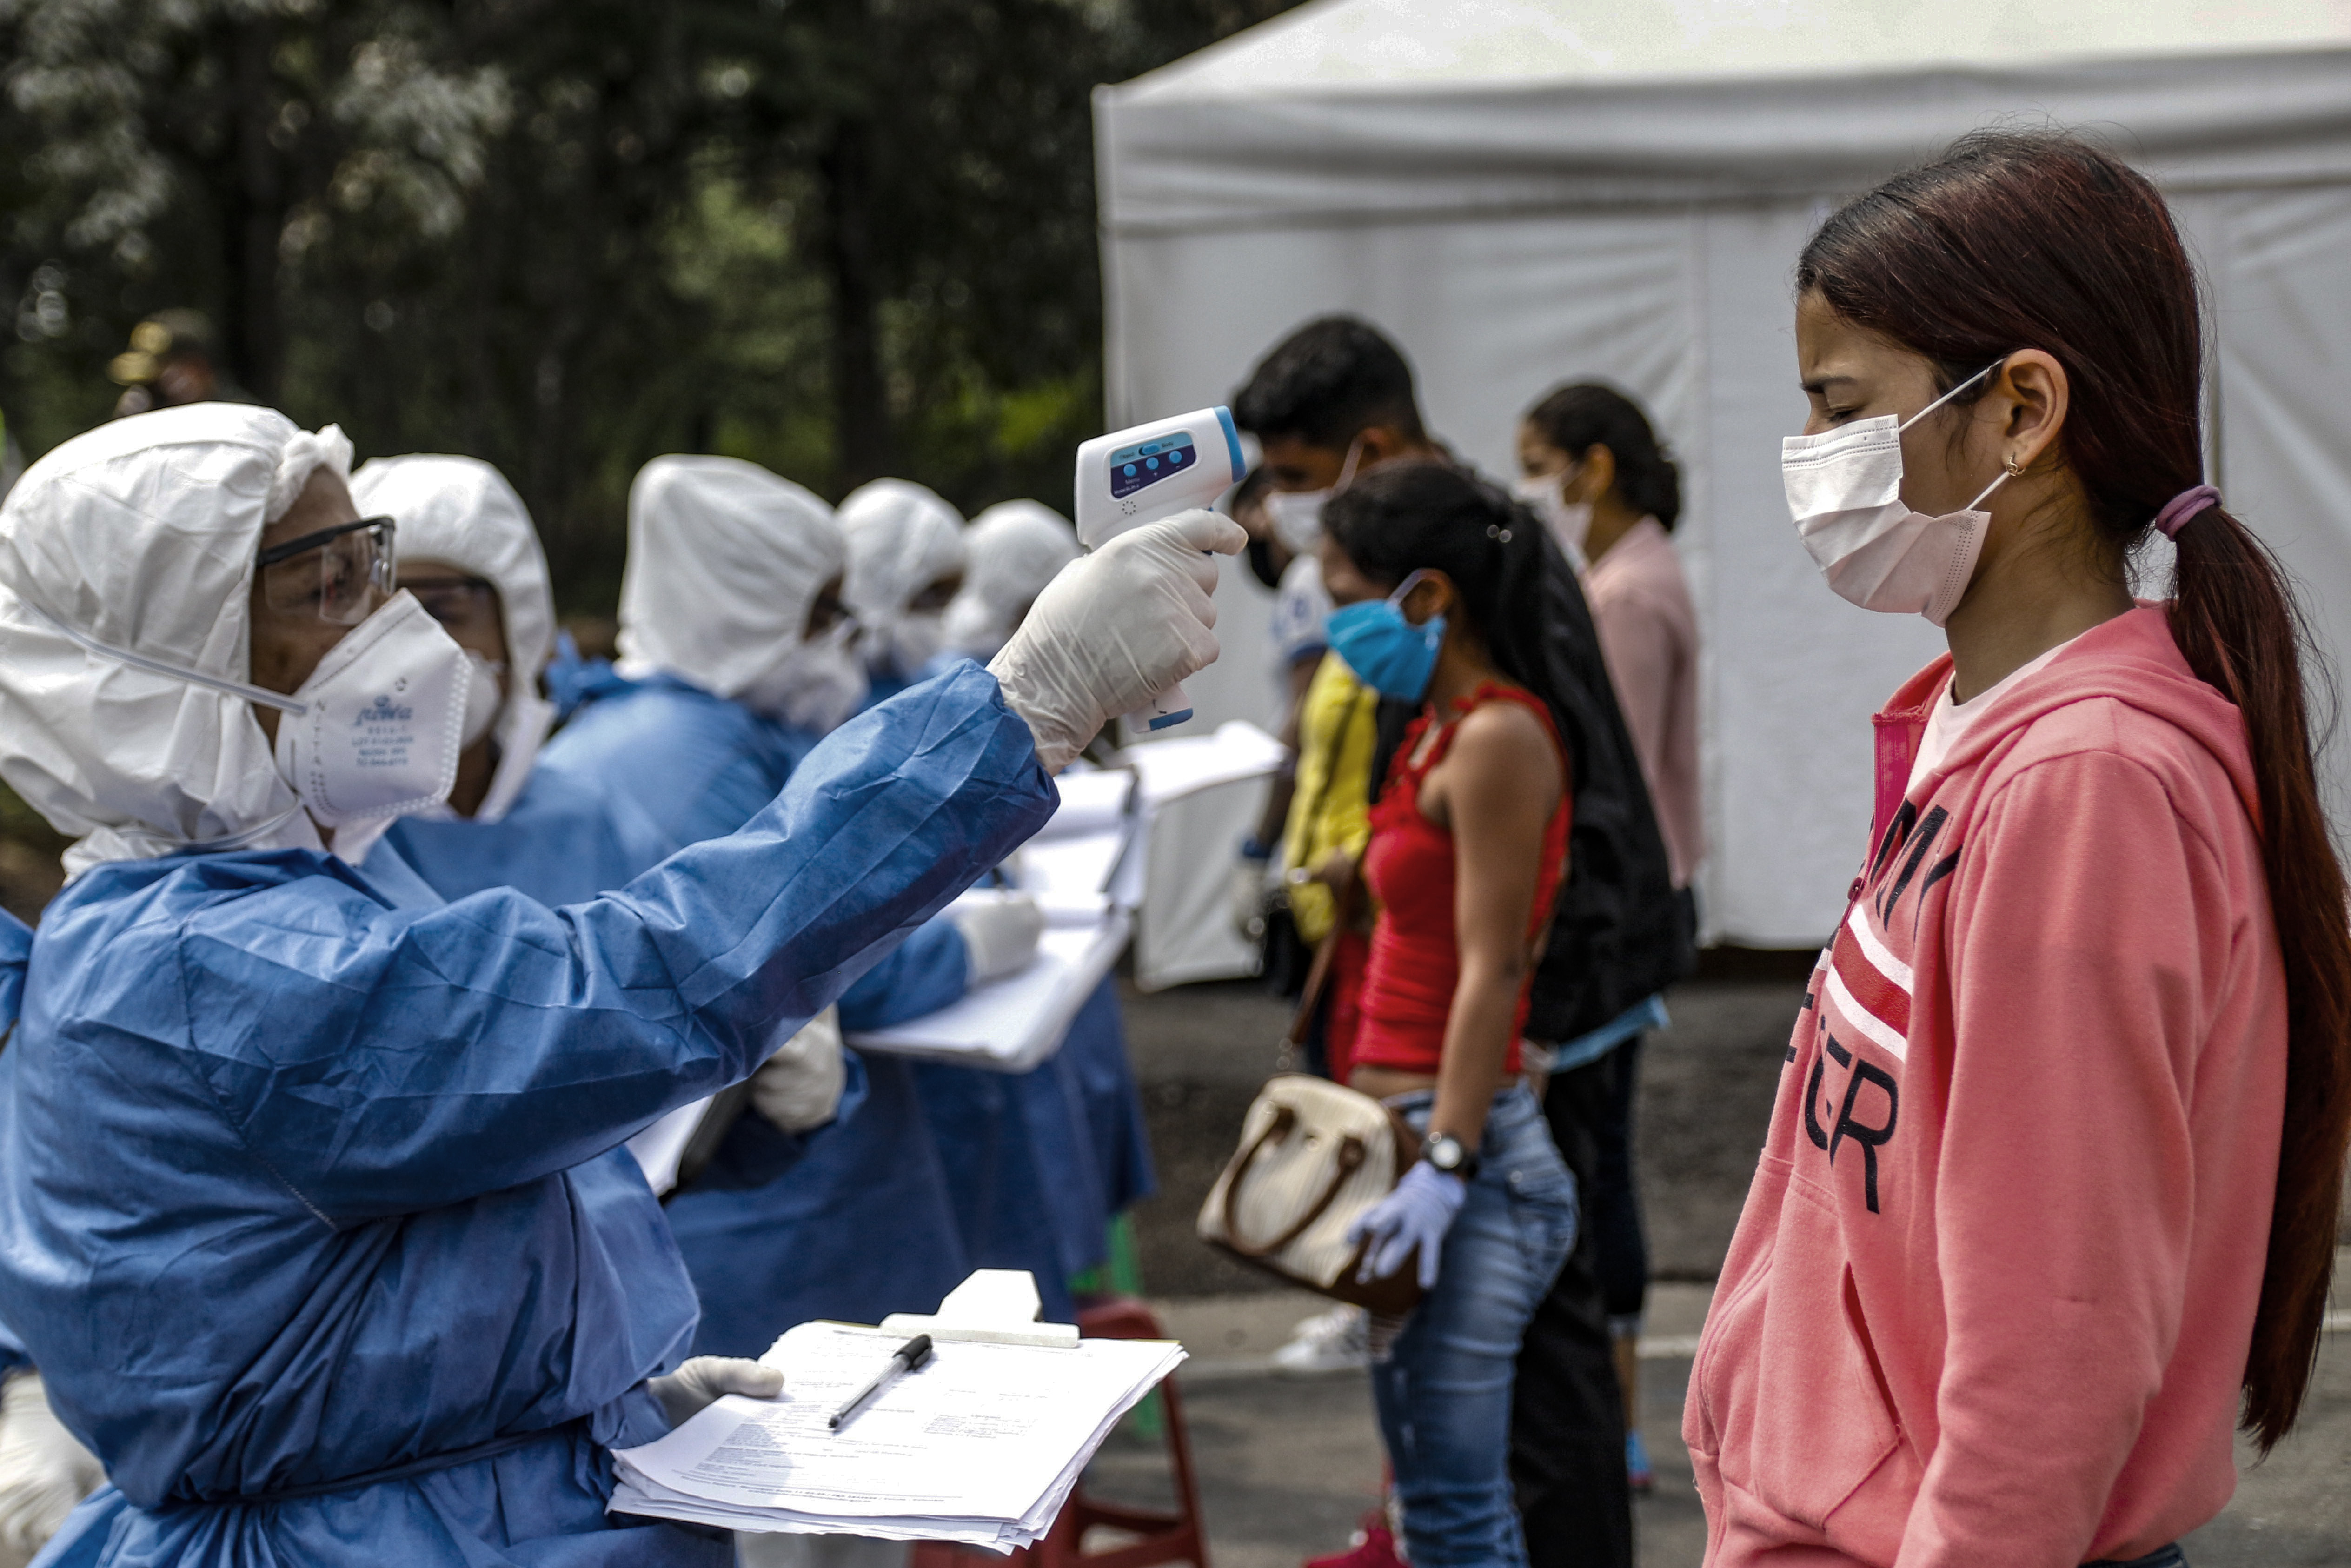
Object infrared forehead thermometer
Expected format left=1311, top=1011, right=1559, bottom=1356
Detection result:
left=1073, top=405, right=1247, bottom=732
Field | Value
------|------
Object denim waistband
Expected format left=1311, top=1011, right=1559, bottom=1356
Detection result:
left=2084, top=1546, right=2184, bottom=1568
left=1380, top=1083, right=1540, bottom=1140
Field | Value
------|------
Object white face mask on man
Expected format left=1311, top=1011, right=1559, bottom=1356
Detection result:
left=1261, top=437, right=1365, bottom=554
left=739, top=620, right=870, bottom=734
left=1780, top=360, right=2010, bottom=626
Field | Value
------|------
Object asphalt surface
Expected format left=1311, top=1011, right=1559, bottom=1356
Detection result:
left=1116, top=972, right=2351, bottom=1568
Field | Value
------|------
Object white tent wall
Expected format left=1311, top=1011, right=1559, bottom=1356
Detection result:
left=1097, top=0, right=2351, bottom=950
left=2203, top=185, right=2351, bottom=836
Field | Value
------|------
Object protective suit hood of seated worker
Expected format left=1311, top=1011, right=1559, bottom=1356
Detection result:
left=615, top=454, right=864, bottom=731
left=0, top=403, right=465, bottom=875
left=944, top=499, right=1080, bottom=660
left=349, top=453, right=558, bottom=823
left=840, top=477, right=965, bottom=680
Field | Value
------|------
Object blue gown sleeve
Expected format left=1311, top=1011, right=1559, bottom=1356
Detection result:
left=0, top=907, right=28, bottom=1038
left=69, top=665, right=1054, bottom=1223
left=838, top=918, right=970, bottom=1031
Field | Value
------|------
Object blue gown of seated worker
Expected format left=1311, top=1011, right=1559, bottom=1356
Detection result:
left=535, top=669, right=982, bottom=1357
left=1, top=665, right=1054, bottom=1568
left=864, top=660, right=1156, bottom=1310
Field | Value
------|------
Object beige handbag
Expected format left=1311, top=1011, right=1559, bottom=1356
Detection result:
left=1196, top=1073, right=1425, bottom=1316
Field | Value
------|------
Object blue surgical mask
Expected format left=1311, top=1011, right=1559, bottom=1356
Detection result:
left=1326, top=570, right=1445, bottom=702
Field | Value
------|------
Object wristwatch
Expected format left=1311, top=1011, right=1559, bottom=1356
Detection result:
left=1421, top=1131, right=1479, bottom=1181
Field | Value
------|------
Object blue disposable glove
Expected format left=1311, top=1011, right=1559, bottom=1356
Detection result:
left=1347, top=1160, right=1468, bottom=1290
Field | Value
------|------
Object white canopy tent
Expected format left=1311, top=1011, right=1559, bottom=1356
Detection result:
left=1095, top=0, right=2351, bottom=947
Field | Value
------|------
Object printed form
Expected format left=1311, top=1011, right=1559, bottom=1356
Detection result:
left=610, top=1320, right=1185, bottom=1549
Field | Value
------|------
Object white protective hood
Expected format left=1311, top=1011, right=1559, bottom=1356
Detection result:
left=349, top=454, right=557, bottom=824
left=0, top=403, right=357, bottom=876
left=838, top=478, right=966, bottom=675
left=614, top=456, right=844, bottom=699
left=944, top=501, right=1081, bottom=659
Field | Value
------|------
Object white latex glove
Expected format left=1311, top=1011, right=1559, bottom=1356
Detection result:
left=987, top=509, right=1246, bottom=771
left=649, top=1356, right=785, bottom=1428
left=0, top=1373, right=103, bottom=1568
left=749, top=1006, right=846, bottom=1135
left=949, top=892, right=1045, bottom=984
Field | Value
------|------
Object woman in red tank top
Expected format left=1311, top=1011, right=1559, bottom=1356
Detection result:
left=1315, top=460, right=1582, bottom=1568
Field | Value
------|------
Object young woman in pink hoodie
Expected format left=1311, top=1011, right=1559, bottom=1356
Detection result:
left=1685, top=131, right=2351, bottom=1568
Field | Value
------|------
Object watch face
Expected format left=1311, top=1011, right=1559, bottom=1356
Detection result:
left=1427, top=1136, right=1463, bottom=1170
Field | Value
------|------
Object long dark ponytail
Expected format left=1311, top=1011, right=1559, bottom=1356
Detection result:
left=1799, top=129, right=2351, bottom=1449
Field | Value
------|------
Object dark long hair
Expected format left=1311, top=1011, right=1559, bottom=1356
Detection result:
left=1323, top=459, right=1580, bottom=753
left=1800, top=129, right=2351, bottom=1449
left=1522, top=383, right=1683, bottom=530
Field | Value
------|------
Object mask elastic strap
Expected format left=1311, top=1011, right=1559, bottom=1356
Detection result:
left=1387, top=569, right=1444, bottom=627
left=1965, top=470, right=2010, bottom=512
left=1335, top=436, right=1365, bottom=494
left=1897, top=359, right=2006, bottom=435
left=20, top=599, right=309, bottom=716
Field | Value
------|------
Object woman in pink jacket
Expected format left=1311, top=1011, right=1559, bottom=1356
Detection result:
left=1686, top=131, right=2351, bottom=1568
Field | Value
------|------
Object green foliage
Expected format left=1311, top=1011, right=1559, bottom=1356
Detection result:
left=0, top=0, right=1300, bottom=614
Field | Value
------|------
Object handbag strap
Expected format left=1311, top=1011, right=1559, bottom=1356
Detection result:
left=1279, top=869, right=1368, bottom=1056
left=1220, top=1103, right=1369, bottom=1259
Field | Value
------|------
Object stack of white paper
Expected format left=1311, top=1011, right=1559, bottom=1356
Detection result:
left=843, top=904, right=1131, bottom=1072
left=845, top=765, right=1140, bottom=1072
left=609, top=1321, right=1186, bottom=1552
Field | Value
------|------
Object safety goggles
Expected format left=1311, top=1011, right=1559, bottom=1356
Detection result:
left=256, top=515, right=396, bottom=625
left=400, top=573, right=499, bottom=630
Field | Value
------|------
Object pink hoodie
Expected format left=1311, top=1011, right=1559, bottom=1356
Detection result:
left=1684, top=606, right=2286, bottom=1567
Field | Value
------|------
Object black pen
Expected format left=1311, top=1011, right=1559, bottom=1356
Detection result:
left=828, top=1334, right=935, bottom=1431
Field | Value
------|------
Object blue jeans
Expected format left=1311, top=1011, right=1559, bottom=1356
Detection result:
left=1374, top=1087, right=1578, bottom=1568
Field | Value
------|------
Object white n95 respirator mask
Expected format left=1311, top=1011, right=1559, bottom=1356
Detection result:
left=739, top=621, right=870, bottom=735
left=270, top=591, right=469, bottom=828
left=459, top=651, right=505, bottom=748
left=877, top=611, right=946, bottom=678
left=1780, top=361, right=2009, bottom=627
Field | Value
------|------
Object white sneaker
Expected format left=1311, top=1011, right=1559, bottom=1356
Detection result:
left=1270, top=1302, right=1371, bottom=1375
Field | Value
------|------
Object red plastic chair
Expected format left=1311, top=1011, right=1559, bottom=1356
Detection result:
left=907, top=1296, right=1208, bottom=1568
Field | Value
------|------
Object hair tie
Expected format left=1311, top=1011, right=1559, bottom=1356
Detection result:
left=1485, top=523, right=1513, bottom=544
left=2153, top=484, right=2220, bottom=539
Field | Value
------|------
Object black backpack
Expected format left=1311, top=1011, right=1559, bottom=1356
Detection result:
left=1369, top=547, right=1692, bottom=1043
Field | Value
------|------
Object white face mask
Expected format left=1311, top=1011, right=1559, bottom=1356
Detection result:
left=460, top=651, right=505, bottom=748
left=1262, top=437, right=1364, bottom=554
left=942, top=592, right=1004, bottom=661
left=1512, top=472, right=1593, bottom=566
left=271, top=591, right=469, bottom=828
left=740, top=620, right=870, bottom=734
left=876, top=611, right=945, bottom=678
left=1781, top=362, right=2010, bottom=626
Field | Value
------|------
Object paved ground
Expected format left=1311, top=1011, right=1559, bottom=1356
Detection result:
left=1112, top=972, right=2351, bottom=1568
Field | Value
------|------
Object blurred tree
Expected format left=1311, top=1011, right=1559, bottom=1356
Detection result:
left=0, top=0, right=1301, bottom=612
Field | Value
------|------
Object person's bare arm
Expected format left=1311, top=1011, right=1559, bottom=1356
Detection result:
left=1426, top=701, right=1564, bottom=1149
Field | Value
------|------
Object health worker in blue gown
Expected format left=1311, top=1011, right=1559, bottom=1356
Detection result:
left=0, top=402, right=1242, bottom=1568
left=349, top=455, right=647, bottom=907
left=358, top=455, right=854, bottom=1188
left=535, top=457, right=1049, bottom=1356
left=838, top=477, right=967, bottom=707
